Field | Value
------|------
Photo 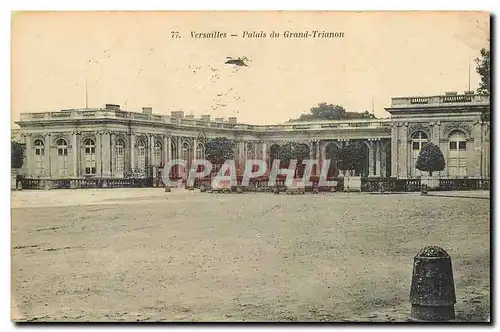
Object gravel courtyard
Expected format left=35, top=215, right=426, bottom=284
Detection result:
left=11, top=189, right=490, bottom=322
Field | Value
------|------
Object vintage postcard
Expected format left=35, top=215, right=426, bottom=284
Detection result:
left=11, top=11, right=490, bottom=323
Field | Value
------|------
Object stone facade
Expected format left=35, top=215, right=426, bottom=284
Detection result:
left=14, top=94, right=490, bottom=181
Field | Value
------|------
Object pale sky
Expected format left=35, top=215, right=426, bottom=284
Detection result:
left=11, top=11, right=490, bottom=125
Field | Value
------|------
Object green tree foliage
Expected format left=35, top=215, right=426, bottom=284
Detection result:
left=277, top=142, right=310, bottom=167
left=205, top=137, right=235, bottom=166
left=290, top=103, right=376, bottom=122
left=11, top=141, right=25, bottom=169
left=415, top=142, right=445, bottom=176
left=475, top=47, right=490, bottom=95
left=337, top=143, right=365, bottom=174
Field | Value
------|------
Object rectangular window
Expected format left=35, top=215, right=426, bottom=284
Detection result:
left=91, top=167, right=96, bottom=174
left=412, top=142, right=420, bottom=150
left=85, top=147, right=90, bottom=154
left=458, top=141, right=466, bottom=150
left=36, top=149, right=40, bottom=155
left=91, top=147, right=95, bottom=154
left=58, top=149, right=63, bottom=156
left=449, top=141, right=457, bottom=150
left=86, top=167, right=90, bottom=174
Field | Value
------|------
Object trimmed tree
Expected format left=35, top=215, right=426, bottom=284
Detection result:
left=475, top=47, right=490, bottom=96
left=277, top=142, right=310, bottom=168
left=205, top=137, right=235, bottom=173
left=415, top=142, right=445, bottom=176
left=337, top=143, right=365, bottom=176
left=11, top=141, right=25, bottom=169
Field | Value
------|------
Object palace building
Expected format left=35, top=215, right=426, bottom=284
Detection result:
left=14, top=92, right=490, bottom=185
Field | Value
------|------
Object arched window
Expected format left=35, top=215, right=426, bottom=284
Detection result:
left=411, top=131, right=428, bottom=177
left=324, top=142, right=339, bottom=178
left=196, top=143, right=205, bottom=160
left=171, top=140, right=178, bottom=177
left=154, top=141, right=162, bottom=167
left=246, top=143, right=255, bottom=160
left=181, top=141, right=191, bottom=177
left=448, top=130, right=467, bottom=177
left=115, top=139, right=125, bottom=175
left=137, top=139, right=146, bottom=171
left=84, top=138, right=96, bottom=175
left=56, top=139, right=68, bottom=177
left=34, top=139, right=45, bottom=176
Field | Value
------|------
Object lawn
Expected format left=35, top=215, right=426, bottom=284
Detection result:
left=11, top=189, right=490, bottom=322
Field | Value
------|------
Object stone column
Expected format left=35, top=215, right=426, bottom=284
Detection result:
left=95, top=131, right=102, bottom=176
left=110, top=132, right=116, bottom=176
left=484, top=124, right=490, bottom=178
left=471, top=121, right=482, bottom=178
left=44, top=132, right=51, bottom=178
left=101, top=131, right=111, bottom=177
left=368, top=140, right=375, bottom=177
left=380, top=140, right=387, bottom=177
left=164, top=135, right=170, bottom=166
left=430, top=122, right=440, bottom=145
left=130, top=133, right=135, bottom=171
left=316, top=140, right=321, bottom=176
left=375, top=140, right=382, bottom=177
left=391, top=124, right=398, bottom=178
left=71, top=131, right=78, bottom=177
left=193, top=138, right=198, bottom=161
left=399, top=123, right=409, bottom=178
left=149, top=134, right=155, bottom=167
left=24, top=134, right=32, bottom=177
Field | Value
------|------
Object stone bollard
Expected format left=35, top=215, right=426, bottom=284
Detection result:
left=200, top=183, right=207, bottom=193
left=421, top=184, right=428, bottom=196
left=273, top=186, right=280, bottom=194
left=17, top=182, right=23, bottom=191
left=236, top=186, right=243, bottom=194
left=410, top=246, right=456, bottom=322
left=312, top=185, right=319, bottom=194
left=164, top=185, right=171, bottom=192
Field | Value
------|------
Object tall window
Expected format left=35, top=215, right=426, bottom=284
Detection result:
left=181, top=142, right=191, bottom=176
left=84, top=138, right=96, bottom=175
left=137, top=139, right=146, bottom=171
left=448, top=130, right=467, bottom=177
left=181, top=142, right=190, bottom=162
left=154, top=141, right=162, bottom=167
left=411, top=131, right=428, bottom=177
left=34, top=139, right=45, bottom=176
left=56, top=139, right=68, bottom=177
left=171, top=140, right=178, bottom=177
left=196, top=143, right=205, bottom=160
left=115, top=139, right=125, bottom=175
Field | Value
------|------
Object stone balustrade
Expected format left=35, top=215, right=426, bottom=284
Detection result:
left=391, top=94, right=490, bottom=108
left=18, top=108, right=393, bottom=133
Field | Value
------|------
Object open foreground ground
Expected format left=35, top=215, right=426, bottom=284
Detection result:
left=11, top=189, right=490, bottom=322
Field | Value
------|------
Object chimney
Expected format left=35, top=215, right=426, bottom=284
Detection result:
left=228, top=117, right=237, bottom=124
left=142, top=107, right=152, bottom=114
left=445, top=91, right=458, bottom=96
left=171, top=111, right=185, bottom=119
left=215, top=117, right=224, bottom=122
left=105, top=104, right=120, bottom=111
left=185, top=114, right=195, bottom=119
left=201, top=114, right=211, bottom=122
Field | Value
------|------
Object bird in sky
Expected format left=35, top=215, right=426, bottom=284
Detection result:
left=225, top=56, right=250, bottom=67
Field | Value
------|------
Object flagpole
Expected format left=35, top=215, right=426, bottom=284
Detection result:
left=85, top=75, right=88, bottom=109
left=468, top=56, right=471, bottom=92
